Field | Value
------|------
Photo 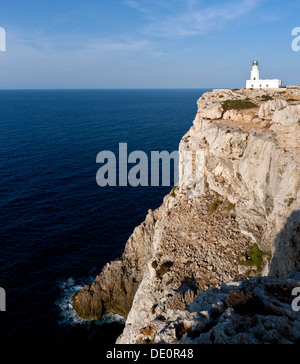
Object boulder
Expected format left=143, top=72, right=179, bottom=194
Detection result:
left=258, top=99, right=288, bottom=119
left=273, top=105, right=300, bottom=125
left=197, top=101, right=223, bottom=120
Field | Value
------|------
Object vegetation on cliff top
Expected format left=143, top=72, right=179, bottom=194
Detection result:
left=222, top=99, right=257, bottom=112
left=239, top=244, right=265, bottom=273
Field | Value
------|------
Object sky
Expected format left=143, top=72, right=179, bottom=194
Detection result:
left=0, top=0, right=300, bottom=89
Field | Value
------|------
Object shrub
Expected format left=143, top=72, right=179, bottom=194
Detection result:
left=261, top=95, right=273, bottom=101
left=143, top=338, right=155, bottom=344
left=222, top=99, right=257, bottom=112
left=170, top=186, right=177, bottom=197
left=227, top=203, right=235, bottom=210
left=239, top=244, right=265, bottom=272
left=209, top=200, right=222, bottom=212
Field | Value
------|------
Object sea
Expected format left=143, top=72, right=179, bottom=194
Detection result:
left=0, top=89, right=209, bottom=344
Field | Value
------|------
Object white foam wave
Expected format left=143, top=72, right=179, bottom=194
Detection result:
left=56, top=277, right=92, bottom=325
left=99, top=312, right=126, bottom=326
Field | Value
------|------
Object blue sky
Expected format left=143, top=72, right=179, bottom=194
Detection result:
left=0, top=0, right=299, bottom=89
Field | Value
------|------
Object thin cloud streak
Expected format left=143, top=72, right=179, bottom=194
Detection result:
left=0, top=30, right=167, bottom=88
left=7, top=28, right=162, bottom=58
left=123, top=0, right=152, bottom=14
left=125, top=0, right=262, bottom=37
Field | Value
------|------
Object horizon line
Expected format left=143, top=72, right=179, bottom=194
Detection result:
left=0, top=87, right=224, bottom=91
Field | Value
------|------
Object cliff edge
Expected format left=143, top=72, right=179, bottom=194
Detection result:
left=72, top=87, right=300, bottom=344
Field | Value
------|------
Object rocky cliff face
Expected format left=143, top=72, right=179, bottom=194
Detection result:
left=153, top=274, right=300, bottom=344
left=72, top=87, right=300, bottom=344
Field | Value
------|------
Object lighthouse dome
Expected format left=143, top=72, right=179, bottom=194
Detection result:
left=253, top=59, right=259, bottom=66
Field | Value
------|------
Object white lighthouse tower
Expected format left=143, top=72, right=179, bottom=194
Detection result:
left=250, top=59, right=260, bottom=81
left=246, top=59, right=282, bottom=89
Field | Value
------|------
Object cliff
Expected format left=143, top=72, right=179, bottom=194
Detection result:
left=72, top=87, right=300, bottom=344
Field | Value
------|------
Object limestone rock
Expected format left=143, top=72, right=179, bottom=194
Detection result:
left=197, top=103, right=223, bottom=120
left=223, top=110, right=244, bottom=122
left=258, top=99, right=288, bottom=119
left=153, top=274, right=300, bottom=345
left=273, top=105, right=300, bottom=125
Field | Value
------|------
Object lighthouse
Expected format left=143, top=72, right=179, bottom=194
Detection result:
left=250, top=59, right=260, bottom=81
left=246, top=59, right=282, bottom=89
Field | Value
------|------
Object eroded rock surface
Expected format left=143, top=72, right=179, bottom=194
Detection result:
left=153, top=274, right=300, bottom=345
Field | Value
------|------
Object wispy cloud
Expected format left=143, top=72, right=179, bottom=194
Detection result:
left=125, top=0, right=262, bottom=37
left=1, top=29, right=166, bottom=88
left=80, top=37, right=152, bottom=56
left=5, top=29, right=166, bottom=71
left=8, top=27, right=157, bottom=56
left=123, top=0, right=152, bottom=14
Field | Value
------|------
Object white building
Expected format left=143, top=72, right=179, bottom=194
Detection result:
left=246, top=60, right=282, bottom=89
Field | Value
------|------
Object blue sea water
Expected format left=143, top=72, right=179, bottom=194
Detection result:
left=0, top=89, right=209, bottom=344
